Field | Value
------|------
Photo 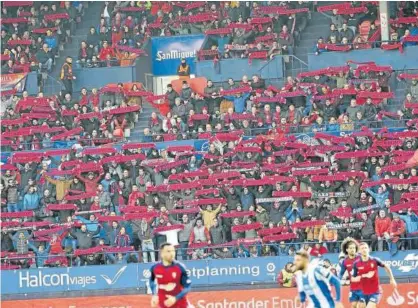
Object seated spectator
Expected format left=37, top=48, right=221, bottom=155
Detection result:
left=328, top=24, right=341, bottom=42
left=77, top=41, right=94, bottom=67
left=339, top=23, right=354, bottom=42
left=36, top=44, right=54, bottom=72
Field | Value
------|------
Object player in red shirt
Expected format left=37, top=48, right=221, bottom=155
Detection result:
left=352, top=242, right=397, bottom=308
left=339, top=238, right=362, bottom=308
left=150, top=243, right=192, bottom=308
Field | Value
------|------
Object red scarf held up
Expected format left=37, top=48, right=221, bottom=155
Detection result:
left=232, top=222, right=263, bottom=233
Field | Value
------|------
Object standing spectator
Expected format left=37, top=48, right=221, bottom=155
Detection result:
left=9, top=231, right=31, bottom=254
left=69, top=224, right=102, bottom=249
left=359, top=212, right=378, bottom=249
left=44, top=29, right=58, bottom=56
left=137, top=218, right=155, bottom=263
left=255, top=204, right=270, bottom=227
left=177, top=58, right=190, bottom=78
left=375, top=209, right=392, bottom=251
left=388, top=213, right=406, bottom=255
left=166, top=84, right=179, bottom=108
left=114, top=227, right=131, bottom=247
left=97, top=184, right=112, bottom=210
left=189, top=218, right=211, bottom=245
left=223, top=91, right=251, bottom=114
left=23, top=186, right=40, bottom=211
left=169, top=214, right=197, bottom=261
left=200, top=204, right=221, bottom=230
left=318, top=223, right=338, bottom=252
left=60, top=56, right=76, bottom=95
left=366, top=186, right=389, bottom=208
left=86, top=27, right=100, bottom=54
left=28, top=243, right=51, bottom=268
left=98, top=41, right=115, bottom=61
left=324, top=9, right=344, bottom=30
left=400, top=208, right=418, bottom=249
left=210, top=218, right=226, bottom=245
left=5, top=180, right=19, bottom=212
left=277, top=262, right=296, bottom=287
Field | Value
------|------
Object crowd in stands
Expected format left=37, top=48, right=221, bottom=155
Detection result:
left=198, top=1, right=312, bottom=60
left=150, top=63, right=418, bottom=141
left=88, top=1, right=312, bottom=63
left=1, top=97, right=418, bottom=267
left=1, top=2, right=418, bottom=271
left=1, top=1, right=84, bottom=74
left=313, top=2, right=418, bottom=54
left=0, top=81, right=145, bottom=149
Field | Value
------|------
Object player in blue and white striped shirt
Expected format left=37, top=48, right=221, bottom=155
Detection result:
left=294, top=251, right=344, bottom=308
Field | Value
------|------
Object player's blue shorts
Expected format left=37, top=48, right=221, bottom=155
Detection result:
left=361, top=293, right=382, bottom=304
left=349, top=290, right=363, bottom=302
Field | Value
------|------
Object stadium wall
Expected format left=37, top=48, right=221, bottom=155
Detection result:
left=2, top=283, right=417, bottom=308
left=2, top=251, right=417, bottom=296
left=195, top=56, right=284, bottom=82
left=307, top=46, right=418, bottom=70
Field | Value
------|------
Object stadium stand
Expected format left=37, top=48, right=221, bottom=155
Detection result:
left=1, top=1, right=418, bottom=276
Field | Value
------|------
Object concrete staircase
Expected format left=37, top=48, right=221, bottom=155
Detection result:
left=50, top=2, right=103, bottom=83
left=293, top=11, right=332, bottom=65
left=128, top=102, right=161, bottom=141
left=47, top=2, right=158, bottom=142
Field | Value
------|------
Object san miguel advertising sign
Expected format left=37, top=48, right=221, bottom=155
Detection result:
left=151, top=35, right=205, bottom=76
left=2, top=284, right=418, bottom=308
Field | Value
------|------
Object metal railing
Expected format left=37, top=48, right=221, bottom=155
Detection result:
left=128, top=119, right=411, bottom=140
left=39, top=74, right=64, bottom=97
left=2, top=237, right=418, bottom=267
left=310, top=40, right=418, bottom=56
left=0, top=118, right=411, bottom=158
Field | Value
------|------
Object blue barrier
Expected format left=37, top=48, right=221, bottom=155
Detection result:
left=72, top=66, right=136, bottom=93
left=196, top=57, right=284, bottom=82
left=151, top=35, right=205, bottom=76
left=307, top=46, right=418, bottom=70
left=25, top=72, right=39, bottom=95
left=2, top=250, right=417, bottom=295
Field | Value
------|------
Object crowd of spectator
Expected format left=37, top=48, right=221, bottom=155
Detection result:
left=198, top=1, right=312, bottom=60
left=88, top=1, right=311, bottom=64
left=0, top=81, right=148, bottom=149
left=1, top=112, right=418, bottom=268
left=1, top=1, right=84, bottom=75
left=313, top=2, right=418, bottom=54
left=147, top=63, right=418, bottom=142
left=1, top=2, right=418, bottom=271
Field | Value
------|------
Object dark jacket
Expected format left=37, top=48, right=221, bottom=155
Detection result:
left=6, top=185, right=19, bottom=204
left=361, top=218, right=375, bottom=239
left=210, top=224, right=226, bottom=244
left=36, top=50, right=53, bottom=64
left=69, top=227, right=101, bottom=249
left=166, top=90, right=179, bottom=107
left=86, top=31, right=100, bottom=47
